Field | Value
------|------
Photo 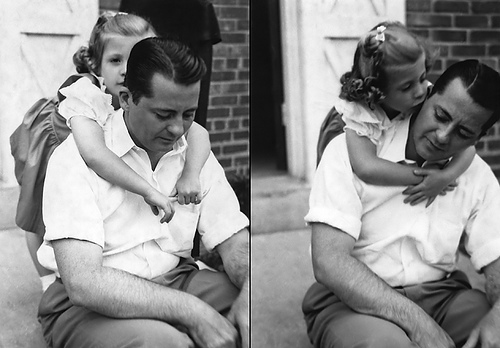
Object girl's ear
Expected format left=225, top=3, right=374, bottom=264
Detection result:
left=119, top=87, right=132, bottom=111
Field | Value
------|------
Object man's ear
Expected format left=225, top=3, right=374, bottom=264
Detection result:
left=119, top=87, right=133, bottom=111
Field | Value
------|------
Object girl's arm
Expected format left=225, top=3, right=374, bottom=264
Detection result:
left=176, top=121, right=211, bottom=205
left=345, top=129, right=422, bottom=186
left=404, top=145, right=475, bottom=206
left=70, top=116, right=174, bottom=222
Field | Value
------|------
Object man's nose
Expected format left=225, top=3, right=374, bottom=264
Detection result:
left=436, top=125, right=452, bottom=144
left=167, top=117, right=184, bottom=137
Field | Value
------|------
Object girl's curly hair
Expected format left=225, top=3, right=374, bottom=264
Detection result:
left=72, top=12, right=156, bottom=75
left=340, top=21, right=437, bottom=109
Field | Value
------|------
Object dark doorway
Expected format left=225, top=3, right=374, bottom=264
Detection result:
left=251, top=0, right=287, bottom=176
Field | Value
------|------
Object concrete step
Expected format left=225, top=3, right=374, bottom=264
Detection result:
left=251, top=175, right=310, bottom=234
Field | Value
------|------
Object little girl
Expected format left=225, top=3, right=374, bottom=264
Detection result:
left=11, top=12, right=210, bottom=289
left=326, top=21, right=475, bottom=206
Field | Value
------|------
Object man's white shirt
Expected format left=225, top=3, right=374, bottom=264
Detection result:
left=38, top=109, right=249, bottom=279
left=306, top=116, right=500, bottom=287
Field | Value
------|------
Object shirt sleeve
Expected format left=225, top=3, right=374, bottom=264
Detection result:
left=305, top=135, right=363, bottom=239
left=464, top=159, right=500, bottom=271
left=42, top=135, right=106, bottom=247
left=58, top=77, right=114, bottom=129
left=338, top=100, right=386, bottom=144
left=197, top=153, right=249, bottom=251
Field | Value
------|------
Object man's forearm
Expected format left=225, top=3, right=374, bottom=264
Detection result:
left=53, top=239, right=219, bottom=332
left=311, top=223, right=444, bottom=343
left=217, top=229, right=249, bottom=289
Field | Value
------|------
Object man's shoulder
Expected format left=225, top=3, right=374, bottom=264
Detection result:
left=464, top=154, right=499, bottom=187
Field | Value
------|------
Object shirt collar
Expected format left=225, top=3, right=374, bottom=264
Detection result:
left=107, top=110, right=187, bottom=158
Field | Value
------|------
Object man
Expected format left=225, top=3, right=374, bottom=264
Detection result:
left=37, top=38, right=249, bottom=348
left=303, top=60, right=500, bottom=348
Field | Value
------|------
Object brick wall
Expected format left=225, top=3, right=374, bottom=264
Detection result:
left=407, top=0, right=500, bottom=177
left=100, top=0, right=249, bottom=177
left=208, top=0, right=249, bottom=177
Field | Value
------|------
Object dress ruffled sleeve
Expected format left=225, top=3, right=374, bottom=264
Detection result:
left=338, top=100, right=389, bottom=145
left=58, top=77, right=114, bottom=129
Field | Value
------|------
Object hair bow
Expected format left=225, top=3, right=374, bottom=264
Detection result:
left=375, top=25, right=386, bottom=42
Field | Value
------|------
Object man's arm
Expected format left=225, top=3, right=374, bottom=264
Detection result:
left=463, top=257, right=500, bottom=348
left=311, top=222, right=455, bottom=348
left=216, top=228, right=249, bottom=348
left=53, top=238, right=239, bottom=348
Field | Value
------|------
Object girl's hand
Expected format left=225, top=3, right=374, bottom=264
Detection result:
left=402, top=168, right=456, bottom=207
left=144, top=189, right=175, bottom=223
left=176, top=173, right=202, bottom=205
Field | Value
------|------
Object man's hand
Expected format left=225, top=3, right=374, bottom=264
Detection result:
left=189, top=305, right=239, bottom=348
left=463, top=307, right=500, bottom=348
left=226, top=282, right=249, bottom=348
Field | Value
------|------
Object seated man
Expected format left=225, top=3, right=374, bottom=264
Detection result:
left=303, top=59, right=500, bottom=348
left=37, top=37, right=249, bottom=348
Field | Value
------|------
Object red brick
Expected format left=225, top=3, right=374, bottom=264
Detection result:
left=432, top=30, right=467, bottom=42
left=209, top=132, right=231, bottom=142
left=221, top=33, right=247, bottom=44
left=407, top=0, right=431, bottom=12
left=233, top=106, right=249, bottom=116
left=238, top=0, right=249, bottom=5
left=239, top=95, right=249, bottom=105
left=451, top=44, right=486, bottom=56
left=223, top=144, right=248, bottom=154
left=210, top=145, right=221, bottom=156
left=243, top=59, right=249, bottom=68
left=238, top=71, right=249, bottom=80
left=434, top=1, right=469, bottom=13
left=217, top=7, right=248, bottom=20
left=470, top=30, right=500, bottom=43
left=234, top=156, right=249, bottom=166
left=218, top=19, right=237, bottom=32
left=233, top=131, right=249, bottom=140
left=212, top=71, right=237, bottom=82
left=455, top=15, right=489, bottom=28
left=407, top=13, right=452, bottom=27
left=493, top=16, right=500, bottom=28
left=481, top=154, right=500, bottom=165
left=212, top=58, right=225, bottom=71
left=210, top=96, right=238, bottom=106
left=226, top=59, right=239, bottom=69
left=208, top=108, right=231, bottom=118
left=437, top=45, right=450, bottom=57
left=228, top=119, right=240, bottom=129
left=213, top=45, right=249, bottom=59
left=211, top=0, right=238, bottom=5
left=488, top=45, right=500, bottom=55
left=223, top=83, right=249, bottom=94
left=237, top=20, right=249, bottom=31
left=472, top=1, right=500, bottom=14
left=217, top=157, right=233, bottom=168
left=409, top=28, right=430, bottom=38
left=100, top=0, right=120, bottom=11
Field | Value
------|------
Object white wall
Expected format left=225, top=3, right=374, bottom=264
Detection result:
left=0, top=0, right=98, bottom=187
left=280, top=0, right=405, bottom=183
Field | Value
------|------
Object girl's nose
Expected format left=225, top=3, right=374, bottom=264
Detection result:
left=414, top=81, right=427, bottom=100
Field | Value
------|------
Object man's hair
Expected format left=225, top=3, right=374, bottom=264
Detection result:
left=430, top=59, right=500, bottom=136
left=125, top=37, right=207, bottom=103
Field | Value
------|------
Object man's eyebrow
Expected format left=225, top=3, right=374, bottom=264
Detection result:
left=438, top=106, right=476, bottom=134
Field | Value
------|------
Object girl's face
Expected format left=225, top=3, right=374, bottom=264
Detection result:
left=380, top=53, right=428, bottom=118
left=100, top=33, right=152, bottom=104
